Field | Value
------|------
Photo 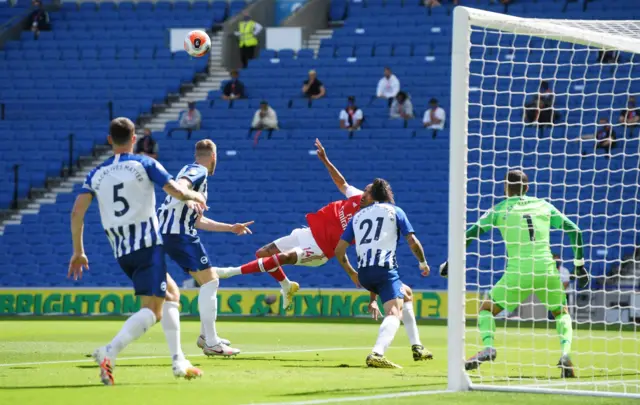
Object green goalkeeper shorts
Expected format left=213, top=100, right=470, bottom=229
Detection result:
left=489, top=267, right=566, bottom=313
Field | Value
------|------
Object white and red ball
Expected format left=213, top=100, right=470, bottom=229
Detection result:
left=184, top=30, right=211, bottom=58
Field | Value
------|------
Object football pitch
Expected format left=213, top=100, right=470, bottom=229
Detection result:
left=0, top=319, right=638, bottom=405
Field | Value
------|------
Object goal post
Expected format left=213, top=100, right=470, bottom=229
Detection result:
left=448, top=6, right=640, bottom=398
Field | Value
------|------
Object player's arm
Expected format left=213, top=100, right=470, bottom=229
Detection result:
left=549, top=205, right=589, bottom=288
left=440, top=209, right=496, bottom=277
left=396, top=207, right=430, bottom=276
left=314, top=138, right=361, bottom=197
left=68, top=192, right=93, bottom=280
left=334, top=221, right=360, bottom=288
left=196, top=216, right=254, bottom=235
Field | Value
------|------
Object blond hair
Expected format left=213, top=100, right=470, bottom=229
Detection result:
left=195, top=139, right=217, bottom=157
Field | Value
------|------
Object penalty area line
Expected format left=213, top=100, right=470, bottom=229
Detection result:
left=241, top=390, right=454, bottom=405
left=0, top=346, right=372, bottom=368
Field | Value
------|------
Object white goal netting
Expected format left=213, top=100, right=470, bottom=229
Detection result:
left=453, top=7, right=640, bottom=398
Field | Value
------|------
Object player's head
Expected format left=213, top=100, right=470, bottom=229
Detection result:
left=361, top=178, right=395, bottom=208
left=505, top=169, right=529, bottom=197
left=195, top=139, right=217, bottom=175
left=108, top=117, right=136, bottom=151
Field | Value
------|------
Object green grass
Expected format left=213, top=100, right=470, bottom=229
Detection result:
left=0, top=320, right=638, bottom=405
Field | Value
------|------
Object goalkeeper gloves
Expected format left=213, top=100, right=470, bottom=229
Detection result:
left=439, top=261, right=448, bottom=278
left=573, top=259, right=590, bottom=289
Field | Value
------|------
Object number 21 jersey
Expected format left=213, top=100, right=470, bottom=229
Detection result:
left=80, top=153, right=173, bottom=258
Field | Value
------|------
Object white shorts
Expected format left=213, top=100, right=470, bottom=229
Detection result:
left=273, top=227, right=328, bottom=267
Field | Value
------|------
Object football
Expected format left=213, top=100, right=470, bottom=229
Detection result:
left=184, top=29, right=211, bottom=58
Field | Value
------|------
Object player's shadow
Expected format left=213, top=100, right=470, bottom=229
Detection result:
left=225, top=357, right=324, bottom=363
left=76, top=363, right=202, bottom=369
left=280, top=383, right=442, bottom=397
left=282, top=364, right=368, bottom=369
left=0, top=382, right=164, bottom=390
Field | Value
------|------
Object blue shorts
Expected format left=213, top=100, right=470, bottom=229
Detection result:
left=162, top=234, right=211, bottom=273
left=117, top=245, right=167, bottom=298
left=358, top=266, right=404, bottom=303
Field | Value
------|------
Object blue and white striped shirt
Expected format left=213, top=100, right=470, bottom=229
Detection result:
left=157, top=163, right=208, bottom=236
left=341, top=203, right=414, bottom=270
left=80, top=153, right=173, bottom=258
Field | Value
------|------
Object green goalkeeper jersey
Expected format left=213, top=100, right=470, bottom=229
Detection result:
left=466, top=196, right=584, bottom=274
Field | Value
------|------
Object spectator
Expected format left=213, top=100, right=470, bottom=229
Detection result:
left=339, top=96, right=364, bottom=132
left=525, top=81, right=558, bottom=125
left=179, top=101, right=202, bottom=131
left=595, top=117, right=617, bottom=155
left=302, top=70, right=326, bottom=100
left=235, top=12, right=262, bottom=68
left=598, top=50, right=619, bottom=64
left=134, top=129, right=159, bottom=160
left=222, top=70, right=246, bottom=101
left=422, top=98, right=446, bottom=136
left=619, top=95, right=639, bottom=135
left=376, top=67, right=400, bottom=106
left=390, top=91, right=414, bottom=120
left=28, top=0, right=50, bottom=39
left=250, top=101, right=279, bottom=138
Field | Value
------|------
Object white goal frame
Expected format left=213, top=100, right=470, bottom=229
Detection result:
left=447, top=6, right=640, bottom=398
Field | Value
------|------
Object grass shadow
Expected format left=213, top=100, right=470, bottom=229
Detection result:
left=279, top=383, right=443, bottom=397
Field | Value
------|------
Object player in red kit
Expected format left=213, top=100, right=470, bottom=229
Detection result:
left=213, top=139, right=433, bottom=361
left=215, top=139, right=366, bottom=304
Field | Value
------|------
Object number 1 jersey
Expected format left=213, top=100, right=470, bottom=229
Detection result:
left=80, top=153, right=173, bottom=258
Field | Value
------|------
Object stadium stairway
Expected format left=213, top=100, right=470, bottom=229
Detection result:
left=0, top=0, right=252, bottom=212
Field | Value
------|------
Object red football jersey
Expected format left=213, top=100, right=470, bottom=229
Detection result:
left=306, top=194, right=363, bottom=259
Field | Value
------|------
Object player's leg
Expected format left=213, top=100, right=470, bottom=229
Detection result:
left=401, top=285, right=433, bottom=361
left=190, top=267, right=240, bottom=357
left=162, top=234, right=238, bottom=357
left=466, top=273, right=525, bottom=371
left=361, top=274, right=404, bottom=369
left=162, top=274, right=203, bottom=380
left=93, top=246, right=166, bottom=385
left=534, top=273, right=575, bottom=378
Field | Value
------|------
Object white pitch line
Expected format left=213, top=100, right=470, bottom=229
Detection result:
left=240, top=390, right=454, bottom=405
left=0, top=346, right=372, bottom=368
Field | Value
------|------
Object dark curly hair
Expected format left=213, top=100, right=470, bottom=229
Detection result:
left=506, top=169, right=528, bottom=196
left=370, top=178, right=395, bottom=204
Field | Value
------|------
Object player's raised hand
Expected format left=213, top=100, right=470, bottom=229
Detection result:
left=68, top=253, right=89, bottom=281
left=231, top=221, right=254, bottom=236
left=439, top=261, right=448, bottom=278
left=368, top=300, right=382, bottom=321
left=419, top=262, right=430, bottom=277
left=314, top=138, right=327, bottom=161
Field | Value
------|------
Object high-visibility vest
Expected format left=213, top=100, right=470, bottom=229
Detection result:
left=239, top=21, right=258, bottom=48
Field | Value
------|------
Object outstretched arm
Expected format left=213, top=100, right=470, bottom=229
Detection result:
left=196, top=217, right=254, bottom=235
left=440, top=209, right=495, bottom=277
left=315, top=138, right=358, bottom=196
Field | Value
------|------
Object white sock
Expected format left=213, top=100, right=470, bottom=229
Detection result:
left=372, top=315, right=401, bottom=355
left=107, top=308, right=156, bottom=357
left=221, top=266, right=242, bottom=277
left=161, top=301, right=184, bottom=361
left=199, top=279, right=221, bottom=346
left=402, top=304, right=422, bottom=346
left=279, top=277, right=291, bottom=290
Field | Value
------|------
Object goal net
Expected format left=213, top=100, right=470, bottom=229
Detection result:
left=448, top=7, right=640, bottom=398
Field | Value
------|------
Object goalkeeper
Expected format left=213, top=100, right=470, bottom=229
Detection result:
left=440, top=170, right=589, bottom=378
